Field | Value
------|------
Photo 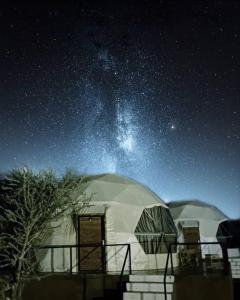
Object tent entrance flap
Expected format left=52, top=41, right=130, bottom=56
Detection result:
left=77, top=215, right=105, bottom=271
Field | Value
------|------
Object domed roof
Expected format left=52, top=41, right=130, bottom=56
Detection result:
left=168, top=199, right=228, bottom=221
left=75, top=173, right=166, bottom=208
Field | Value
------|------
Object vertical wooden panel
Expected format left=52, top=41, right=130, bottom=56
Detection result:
left=78, top=216, right=104, bottom=271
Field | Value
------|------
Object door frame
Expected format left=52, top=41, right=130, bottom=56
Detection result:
left=77, top=214, right=105, bottom=272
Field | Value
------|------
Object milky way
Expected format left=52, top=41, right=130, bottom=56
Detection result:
left=0, top=1, right=239, bottom=218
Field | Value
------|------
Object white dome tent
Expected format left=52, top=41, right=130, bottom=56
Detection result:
left=168, top=200, right=228, bottom=255
left=38, top=174, right=177, bottom=273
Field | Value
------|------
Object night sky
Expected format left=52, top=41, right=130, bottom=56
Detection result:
left=0, top=1, right=239, bottom=218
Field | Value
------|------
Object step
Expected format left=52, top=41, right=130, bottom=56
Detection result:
left=127, top=282, right=173, bottom=293
left=129, top=274, right=174, bottom=283
left=123, top=291, right=172, bottom=300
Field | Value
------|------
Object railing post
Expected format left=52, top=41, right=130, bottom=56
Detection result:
left=70, top=247, right=72, bottom=274
left=170, top=244, right=174, bottom=275
left=51, top=248, right=54, bottom=273
left=128, top=244, right=132, bottom=275
left=101, top=241, right=107, bottom=274
left=78, top=244, right=80, bottom=272
left=164, top=244, right=171, bottom=300
left=221, top=243, right=229, bottom=275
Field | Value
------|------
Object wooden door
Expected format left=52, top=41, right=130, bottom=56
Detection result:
left=182, top=226, right=203, bottom=270
left=183, top=226, right=201, bottom=248
left=77, top=215, right=105, bottom=271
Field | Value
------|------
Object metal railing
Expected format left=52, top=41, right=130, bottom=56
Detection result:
left=37, top=243, right=131, bottom=273
left=163, top=242, right=229, bottom=300
left=37, top=243, right=132, bottom=299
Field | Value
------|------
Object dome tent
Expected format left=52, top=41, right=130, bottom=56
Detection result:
left=168, top=200, right=228, bottom=254
left=38, top=174, right=177, bottom=272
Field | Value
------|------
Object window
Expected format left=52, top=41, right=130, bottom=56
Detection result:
left=134, top=206, right=177, bottom=254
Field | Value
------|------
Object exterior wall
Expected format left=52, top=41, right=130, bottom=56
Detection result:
left=175, top=274, right=233, bottom=300
left=23, top=274, right=126, bottom=300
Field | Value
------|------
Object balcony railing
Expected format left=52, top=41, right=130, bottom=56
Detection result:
left=36, top=243, right=131, bottom=299
left=163, top=241, right=230, bottom=300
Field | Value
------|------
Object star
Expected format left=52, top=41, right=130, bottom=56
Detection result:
left=0, top=1, right=239, bottom=219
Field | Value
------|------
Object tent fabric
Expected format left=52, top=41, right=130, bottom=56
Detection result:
left=180, top=220, right=199, bottom=228
left=169, top=200, right=228, bottom=221
left=77, top=174, right=167, bottom=207
left=38, top=174, right=176, bottom=272
left=80, top=204, right=106, bottom=215
left=135, top=206, right=177, bottom=254
left=217, top=219, right=240, bottom=248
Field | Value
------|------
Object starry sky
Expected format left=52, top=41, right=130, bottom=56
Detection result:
left=0, top=1, right=239, bottom=218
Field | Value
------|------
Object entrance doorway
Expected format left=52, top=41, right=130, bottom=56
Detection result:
left=180, top=225, right=203, bottom=271
left=77, top=215, right=105, bottom=271
left=182, top=226, right=201, bottom=248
